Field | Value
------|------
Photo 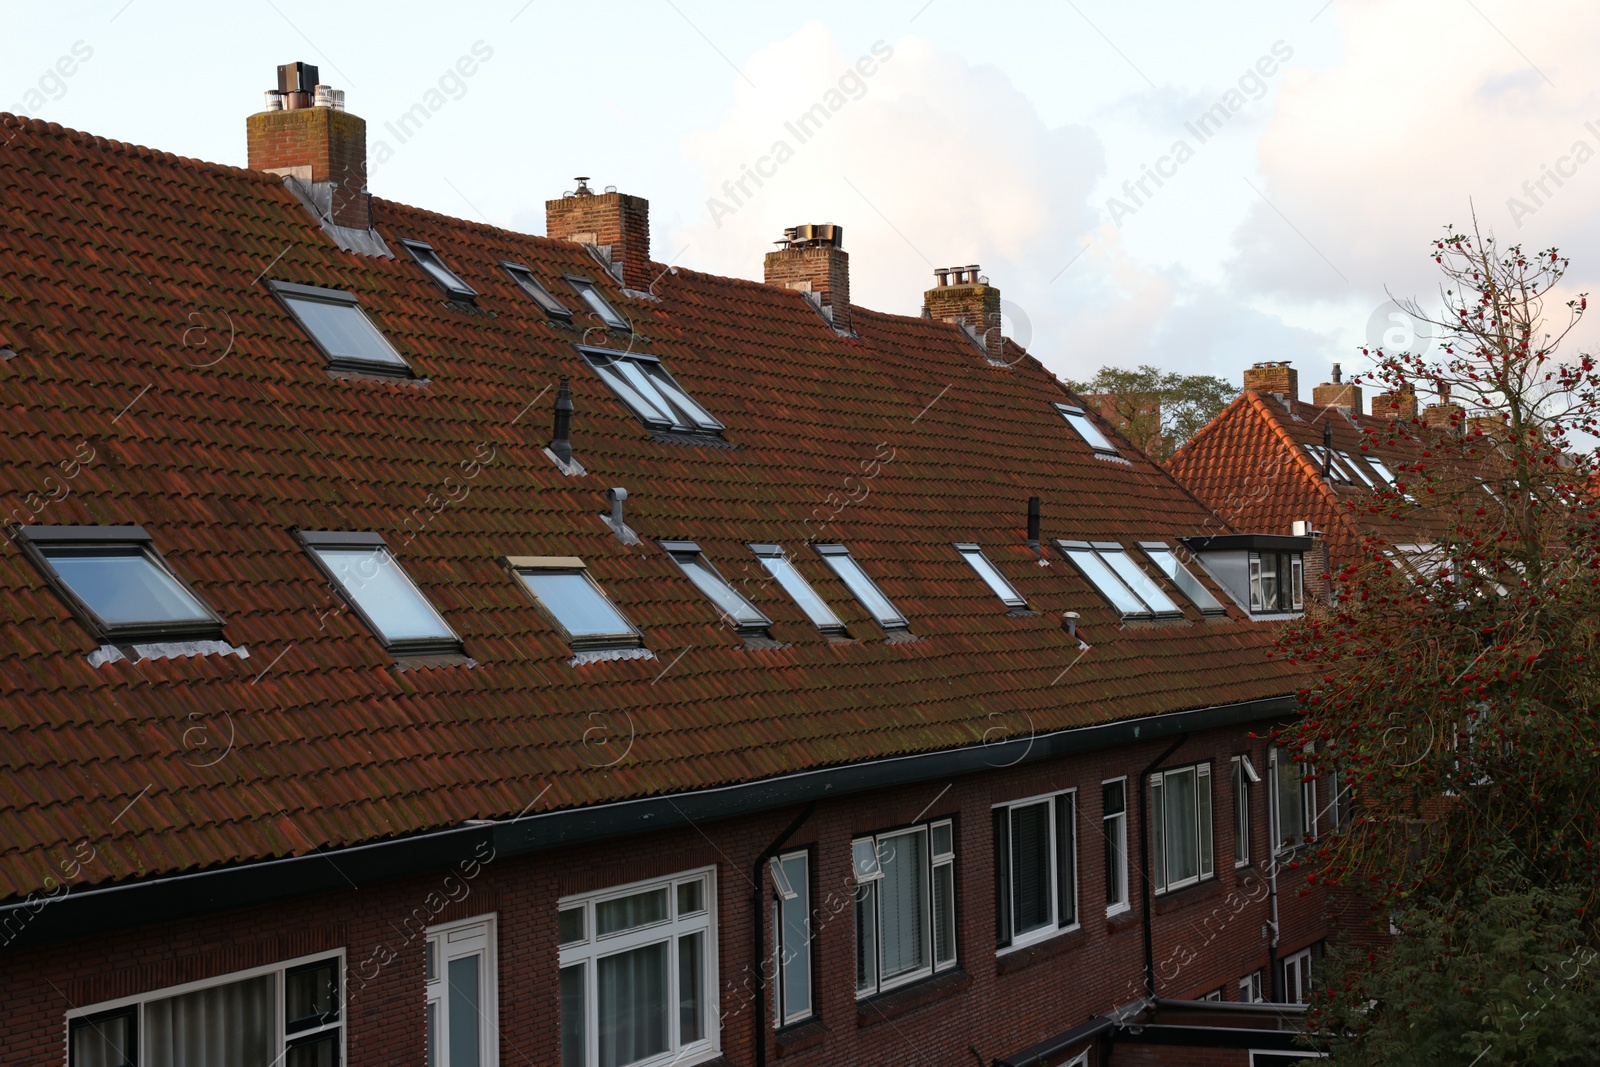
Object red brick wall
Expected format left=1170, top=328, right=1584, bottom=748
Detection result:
left=923, top=281, right=1002, bottom=361
left=763, top=246, right=851, bottom=332
left=545, top=190, right=652, bottom=292
left=245, top=107, right=369, bottom=229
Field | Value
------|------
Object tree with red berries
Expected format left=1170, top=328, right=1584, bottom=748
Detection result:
left=1277, top=221, right=1600, bottom=1063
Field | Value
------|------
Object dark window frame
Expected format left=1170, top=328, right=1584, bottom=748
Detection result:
left=500, top=261, right=573, bottom=320
left=1053, top=402, right=1121, bottom=456
left=266, top=279, right=414, bottom=379
left=295, top=530, right=462, bottom=657
left=577, top=345, right=726, bottom=437
left=564, top=274, right=631, bottom=331
left=505, top=555, right=643, bottom=652
left=954, top=543, right=1027, bottom=608
left=814, top=543, right=909, bottom=632
left=399, top=239, right=478, bottom=302
left=660, top=540, right=771, bottom=636
left=68, top=1006, right=137, bottom=1067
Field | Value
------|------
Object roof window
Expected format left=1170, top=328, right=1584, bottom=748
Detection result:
left=661, top=541, right=770, bottom=635
left=1057, top=540, right=1181, bottom=619
left=566, top=276, right=630, bottom=330
left=1364, top=454, right=1397, bottom=485
left=502, top=262, right=572, bottom=320
left=1137, top=542, right=1225, bottom=614
left=17, top=525, right=222, bottom=641
left=400, top=240, right=477, bottom=301
left=580, top=346, right=724, bottom=436
left=815, top=544, right=908, bottom=630
left=1335, top=451, right=1376, bottom=487
left=298, top=531, right=461, bottom=656
left=953, top=543, right=1026, bottom=608
left=1249, top=550, right=1304, bottom=613
left=269, top=281, right=412, bottom=377
left=508, top=556, right=641, bottom=650
left=1053, top=403, right=1120, bottom=456
left=750, top=544, right=844, bottom=633
left=1301, top=443, right=1352, bottom=484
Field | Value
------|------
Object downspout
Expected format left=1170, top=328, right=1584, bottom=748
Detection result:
left=753, top=802, right=816, bottom=1067
left=1139, top=734, right=1188, bottom=998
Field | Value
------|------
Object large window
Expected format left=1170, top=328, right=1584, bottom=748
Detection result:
left=1248, top=551, right=1304, bottom=613
left=298, top=531, right=462, bottom=656
left=426, top=916, right=498, bottom=1067
left=401, top=239, right=478, bottom=302
left=815, top=544, right=908, bottom=632
left=853, top=820, right=956, bottom=997
left=1103, top=779, right=1128, bottom=914
left=1138, top=542, right=1225, bottom=614
left=661, top=541, right=770, bottom=636
left=17, top=525, right=223, bottom=642
left=508, top=556, right=642, bottom=651
left=1053, top=402, right=1120, bottom=456
left=1058, top=541, right=1180, bottom=619
left=580, top=347, right=724, bottom=436
left=770, top=851, right=812, bottom=1026
left=1231, top=755, right=1259, bottom=867
left=993, top=790, right=1077, bottom=950
left=269, top=279, right=412, bottom=377
left=1151, top=762, right=1214, bottom=893
left=1269, top=746, right=1315, bottom=853
left=749, top=544, right=844, bottom=634
left=559, top=868, right=717, bottom=1067
left=68, top=951, right=343, bottom=1067
left=955, top=543, right=1027, bottom=609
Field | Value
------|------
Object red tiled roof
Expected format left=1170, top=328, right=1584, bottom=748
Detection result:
left=0, top=113, right=1302, bottom=901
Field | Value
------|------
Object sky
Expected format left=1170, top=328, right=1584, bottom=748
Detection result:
left=5, top=0, right=1600, bottom=400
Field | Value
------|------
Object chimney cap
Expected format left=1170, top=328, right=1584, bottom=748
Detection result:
left=573, top=177, right=593, bottom=196
left=780, top=223, right=844, bottom=249
left=277, top=62, right=320, bottom=94
left=1330, top=362, right=1342, bottom=383
left=934, top=264, right=984, bottom=286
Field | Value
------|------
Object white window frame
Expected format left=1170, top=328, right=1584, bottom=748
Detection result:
left=558, top=866, right=719, bottom=1067
left=1103, top=777, right=1129, bottom=916
left=426, top=913, right=499, bottom=1067
left=1138, top=541, right=1225, bottom=614
left=1268, top=746, right=1316, bottom=854
left=853, top=819, right=956, bottom=998
left=1058, top=541, right=1181, bottom=619
left=955, top=543, right=1027, bottom=608
left=1231, top=755, right=1258, bottom=868
left=66, top=948, right=346, bottom=1067
left=993, top=788, right=1079, bottom=953
left=1248, top=551, right=1304, bottom=614
left=579, top=346, right=724, bottom=435
left=771, top=850, right=813, bottom=1027
left=1150, top=762, right=1215, bottom=894
left=1281, top=946, right=1314, bottom=1004
left=1240, top=969, right=1265, bottom=1003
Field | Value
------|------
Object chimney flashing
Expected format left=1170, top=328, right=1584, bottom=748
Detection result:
left=923, top=264, right=1004, bottom=361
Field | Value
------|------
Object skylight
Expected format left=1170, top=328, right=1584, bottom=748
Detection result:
left=953, top=544, right=1026, bottom=608
left=400, top=240, right=477, bottom=301
left=502, top=262, right=572, bottom=320
left=1364, top=454, right=1397, bottom=485
left=1057, top=540, right=1180, bottom=618
left=580, top=346, right=724, bottom=436
left=1138, top=542, right=1225, bottom=614
left=750, top=544, right=844, bottom=633
left=815, top=544, right=908, bottom=630
left=1053, top=403, right=1120, bottom=456
left=1336, top=451, right=1375, bottom=487
left=1301, top=443, right=1352, bottom=484
left=508, top=556, right=640, bottom=650
left=299, top=532, right=461, bottom=656
left=18, top=526, right=222, bottom=641
left=566, top=276, right=630, bottom=330
left=661, top=541, right=770, bottom=634
left=269, top=280, right=412, bottom=377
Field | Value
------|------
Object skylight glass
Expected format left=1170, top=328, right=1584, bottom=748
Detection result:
left=502, top=263, right=572, bottom=319
left=23, top=527, right=221, bottom=640
left=1093, top=543, right=1181, bottom=615
left=1138, top=542, right=1225, bottom=614
left=750, top=544, right=844, bottom=632
left=1301, top=444, right=1351, bottom=484
left=581, top=348, right=724, bottom=435
left=512, top=559, right=640, bottom=648
left=1336, top=451, right=1375, bottom=487
left=1054, top=403, right=1119, bottom=455
left=301, top=534, right=459, bottom=654
left=954, top=544, right=1026, bottom=607
left=568, top=277, right=630, bottom=330
left=663, top=542, right=770, bottom=633
left=271, top=281, right=411, bottom=375
left=815, top=545, right=907, bottom=630
left=1365, top=454, right=1396, bottom=484
left=401, top=240, right=477, bottom=301
left=1057, top=540, right=1151, bottom=617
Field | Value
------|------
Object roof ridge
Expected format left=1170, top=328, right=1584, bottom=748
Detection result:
left=0, top=111, right=277, bottom=184
left=1244, top=390, right=1357, bottom=524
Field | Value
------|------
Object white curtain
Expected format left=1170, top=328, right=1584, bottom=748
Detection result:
left=1166, top=769, right=1199, bottom=883
left=71, top=1014, right=133, bottom=1067
left=146, top=974, right=275, bottom=1067
left=598, top=941, right=668, bottom=1067
left=878, top=831, right=928, bottom=979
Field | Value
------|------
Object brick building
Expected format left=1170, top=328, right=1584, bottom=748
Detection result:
left=0, top=66, right=1328, bottom=1066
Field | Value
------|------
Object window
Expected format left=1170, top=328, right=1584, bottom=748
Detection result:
left=298, top=531, right=462, bottom=656
left=993, top=791, right=1077, bottom=950
left=1199, top=987, right=1224, bottom=1002
left=815, top=544, right=908, bottom=631
left=559, top=869, right=717, bottom=1067
left=580, top=347, right=724, bottom=435
left=1280, top=946, right=1314, bottom=1004
left=508, top=556, right=641, bottom=651
left=1138, top=542, right=1225, bottom=614
left=502, top=262, right=572, bottom=320
left=1240, top=970, right=1264, bottom=1003
left=661, top=541, right=770, bottom=635
left=749, top=545, right=844, bottom=633
left=401, top=239, right=478, bottom=301
left=1150, top=762, right=1214, bottom=893
left=1231, top=755, right=1258, bottom=867
left=854, top=819, right=956, bottom=997
left=17, top=526, right=223, bottom=642
left=1103, top=779, right=1128, bottom=914
left=1269, top=746, right=1315, bottom=853
left=771, top=851, right=812, bottom=1026
left=1054, top=403, right=1120, bottom=456
left=955, top=544, right=1026, bottom=608
left=567, top=276, right=631, bottom=330
left=426, top=916, right=497, bottom=1067
left=269, top=280, right=412, bottom=376
left=1301, top=443, right=1351, bottom=485
left=1058, top=541, right=1180, bottom=618
left=1336, top=451, right=1376, bottom=488
left=67, top=951, right=343, bottom=1067
left=1248, top=551, right=1304, bottom=613
left=1364, top=453, right=1397, bottom=485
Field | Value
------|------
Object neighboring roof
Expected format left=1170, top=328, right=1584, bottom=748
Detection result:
left=0, top=112, right=1301, bottom=902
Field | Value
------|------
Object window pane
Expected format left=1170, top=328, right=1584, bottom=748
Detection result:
left=818, top=551, right=906, bottom=628
left=852, top=838, right=880, bottom=882
left=576, top=282, right=629, bottom=329
left=598, top=942, right=669, bottom=1067
left=448, top=954, right=482, bottom=1067
left=521, top=571, right=636, bottom=641
left=146, top=973, right=275, bottom=1067
left=1055, top=793, right=1076, bottom=927
left=1275, top=750, right=1306, bottom=847
left=877, top=829, right=928, bottom=980
left=755, top=550, right=843, bottom=630
left=1232, top=759, right=1250, bottom=865
left=43, top=549, right=213, bottom=627
left=1259, top=554, right=1280, bottom=611
left=559, top=906, right=586, bottom=946
left=285, top=1034, right=338, bottom=1067
left=427, top=1000, right=439, bottom=1067
left=854, top=882, right=878, bottom=993
left=597, top=888, right=670, bottom=936
left=588, top=356, right=672, bottom=426
left=285, top=959, right=339, bottom=1032
left=559, top=964, right=585, bottom=1067
left=676, top=879, right=705, bottom=917
left=616, top=360, right=679, bottom=422
left=639, top=362, right=723, bottom=432
left=416, top=250, right=473, bottom=295
left=312, top=546, right=456, bottom=645
left=1140, top=544, right=1224, bottom=613
left=71, top=1013, right=135, bottom=1067
left=671, top=554, right=768, bottom=628
left=284, top=295, right=407, bottom=368
left=1056, top=404, right=1118, bottom=453
left=1097, top=547, right=1180, bottom=614
left=1009, top=801, right=1052, bottom=936
left=1165, top=768, right=1199, bottom=885
left=1061, top=545, right=1148, bottom=615
left=931, top=821, right=953, bottom=858
left=778, top=856, right=811, bottom=1021
left=679, top=931, right=705, bottom=1043
left=933, top=863, right=956, bottom=966
left=957, top=546, right=1025, bottom=606
left=1198, top=766, right=1214, bottom=879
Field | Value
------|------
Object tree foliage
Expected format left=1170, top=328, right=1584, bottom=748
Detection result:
left=1062, top=364, right=1236, bottom=461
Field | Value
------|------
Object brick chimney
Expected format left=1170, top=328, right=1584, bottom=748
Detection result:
left=1242, top=361, right=1298, bottom=403
left=1421, top=383, right=1465, bottom=430
left=764, top=224, right=850, bottom=332
left=546, top=179, right=652, bottom=292
left=1311, top=363, right=1363, bottom=413
left=246, top=62, right=369, bottom=230
left=1372, top=383, right=1419, bottom=421
left=923, top=265, right=1002, bottom=361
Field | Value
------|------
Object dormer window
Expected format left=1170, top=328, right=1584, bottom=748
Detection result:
left=1249, top=551, right=1304, bottom=613
left=579, top=346, right=724, bottom=436
left=400, top=240, right=477, bottom=302
left=1056, top=541, right=1181, bottom=619
left=661, top=541, right=770, bottom=635
left=814, top=544, right=907, bottom=631
left=502, top=262, right=572, bottom=320
left=508, top=556, right=642, bottom=651
left=566, top=276, right=630, bottom=330
left=269, top=280, right=413, bottom=378
left=749, top=544, right=844, bottom=633
left=954, top=544, right=1026, bottom=608
left=298, top=531, right=462, bottom=657
left=1053, top=403, right=1120, bottom=456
